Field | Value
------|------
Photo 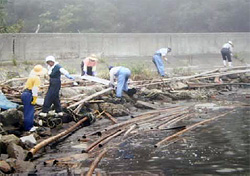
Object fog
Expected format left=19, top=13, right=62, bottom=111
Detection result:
left=1, top=0, right=250, bottom=33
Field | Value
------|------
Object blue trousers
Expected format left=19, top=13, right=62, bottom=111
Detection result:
left=42, top=78, right=62, bottom=113
left=21, top=90, right=34, bottom=131
left=116, top=67, right=131, bottom=98
left=153, top=54, right=165, bottom=76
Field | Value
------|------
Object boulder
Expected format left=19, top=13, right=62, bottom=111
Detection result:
left=7, top=143, right=27, bottom=160
left=99, top=103, right=129, bottom=117
left=61, top=87, right=81, bottom=98
left=6, top=158, right=35, bottom=174
left=0, top=134, right=22, bottom=154
left=0, top=109, right=23, bottom=128
left=0, top=160, right=12, bottom=174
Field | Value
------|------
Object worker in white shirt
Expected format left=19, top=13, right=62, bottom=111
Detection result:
left=109, top=66, right=131, bottom=99
left=153, top=48, right=172, bottom=77
left=221, top=41, right=234, bottom=67
left=39, top=56, right=75, bottom=117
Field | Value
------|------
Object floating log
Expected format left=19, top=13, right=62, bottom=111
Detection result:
left=154, top=111, right=231, bottom=147
left=83, top=130, right=121, bottom=153
left=85, top=148, right=107, bottom=176
left=188, top=83, right=250, bottom=88
left=99, top=130, right=125, bottom=148
left=26, top=117, right=88, bottom=160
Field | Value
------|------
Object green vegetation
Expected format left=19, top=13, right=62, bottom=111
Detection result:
left=1, top=0, right=249, bottom=33
left=11, top=55, right=17, bottom=66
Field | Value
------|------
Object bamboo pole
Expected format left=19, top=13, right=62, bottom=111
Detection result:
left=154, top=111, right=231, bottom=147
left=85, top=148, right=107, bottom=176
left=26, top=117, right=88, bottom=160
left=98, top=130, right=125, bottom=148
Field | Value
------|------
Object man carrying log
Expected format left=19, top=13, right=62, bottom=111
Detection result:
left=21, top=65, right=47, bottom=131
left=39, top=56, right=75, bottom=117
left=108, top=66, right=131, bottom=103
left=221, top=41, right=234, bottom=67
left=152, top=48, right=172, bottom=77
left=81, top=54, right=98, bottom=76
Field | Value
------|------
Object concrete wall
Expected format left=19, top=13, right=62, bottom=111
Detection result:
left=0, top=33, right=249, bottom=61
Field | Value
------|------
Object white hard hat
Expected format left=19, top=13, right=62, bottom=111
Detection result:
left=228, top=41, right=233, bottom=46
left=45, top=55, right=55, bottom=63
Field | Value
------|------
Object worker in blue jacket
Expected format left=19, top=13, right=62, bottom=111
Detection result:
left=153, top=48, right=171, bottom=77
left=109, top=66, right=131, bottom=100
left=21, top=65, right=47, bottom=131
left=39, top=56, right=75, bottom=117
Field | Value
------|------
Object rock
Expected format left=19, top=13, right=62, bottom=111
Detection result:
left=83, top=87, right=97, bottom=96
left=36, top=127, right=52, bottom=137
left=99, top=103, right=129, bottom=117
left=6, top=158, right=35, bottom=173
left=170, top=81, right=188, bottom=90
left=0, top=160, right=12, bottom=174
left=20, top=134, right=37, bottom=144
left=0, top=109, right=23, bottom=129
left=61, top=87, right=80, bottom=98
left=7, top=143, right=27, bottom=160
left=0, top=134, right=22, bottom=154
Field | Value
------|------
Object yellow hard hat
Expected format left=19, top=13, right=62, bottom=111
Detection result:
left=30, top=65, right=47, bottom=76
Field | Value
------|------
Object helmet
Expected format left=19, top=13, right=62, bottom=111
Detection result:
left=45, top=55, right=56, bottom=63
left=30, top=64, right=47, bottom=76
left=88, top=54, right=98, bottom=61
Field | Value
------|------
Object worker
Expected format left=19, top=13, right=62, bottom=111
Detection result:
left=109, top=66, right=131, bottom=101
left=21, top=65, right=47, bottom=131
left=221, top=41, right=234, bottom=67
left=152, top=48, right=172, bottom=77
left=39, top=56, right=75, bottom=117
left=81, top=54, right=98, bottom=76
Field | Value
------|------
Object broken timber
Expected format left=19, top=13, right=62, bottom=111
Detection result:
left=67, top=87, right=113, bottom=114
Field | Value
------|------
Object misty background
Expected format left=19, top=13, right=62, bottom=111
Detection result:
left=0, top=0, right=250, bottom=33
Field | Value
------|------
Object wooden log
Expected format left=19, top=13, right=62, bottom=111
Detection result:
left=154, top=111, right=231, bottom=147
left=187, top=83, right=250, bottom=88
left=191, top=69, right=250, bottom=80
left=68, top=87, right=113, bottom=114
left=83, top=130, right=121, bottom=153
left=104, top=112, right=118, bottom=124
left=85, top=148, right=107, bottom=176
left=98, top=130, right=125, bottom=148
left=26, top=117, right=88, bottom=160
left=123, top=124, right=138, bottom=138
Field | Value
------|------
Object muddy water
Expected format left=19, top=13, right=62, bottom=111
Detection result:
left=33, top=93, right=250, bottom=176
left=100, top=108, right=250, bottom=176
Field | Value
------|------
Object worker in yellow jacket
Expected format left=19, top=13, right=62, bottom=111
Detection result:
left=21, top=65, right=47, bottom=131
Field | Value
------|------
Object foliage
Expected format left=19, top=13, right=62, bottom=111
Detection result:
left=1, top=0, right=250, bottom=33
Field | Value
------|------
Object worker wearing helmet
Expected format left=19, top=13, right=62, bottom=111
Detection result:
left=21, top=65, right=47, bottom=131
left=153, top=48, right=172, bottom=77
left=221, top=41, right=234, bottom=67
left=39, top=56, right=75, bottom=117
left=81, top=54, right=98, bottom=76
left=109, top=66, right=131, bottom=101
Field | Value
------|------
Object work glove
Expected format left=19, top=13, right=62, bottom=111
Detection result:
left=65, top=74, right=75, bottom=80
left=92, top=71, right=97, bottom=76
left=31, top=96, right=37, bottom=105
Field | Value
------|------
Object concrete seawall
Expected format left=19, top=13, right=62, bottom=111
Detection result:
left=0, top=33, right=249, bottom=61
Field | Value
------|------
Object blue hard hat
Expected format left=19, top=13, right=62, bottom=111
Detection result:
left=108, top=66, right=113, bottom=70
